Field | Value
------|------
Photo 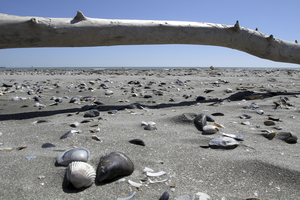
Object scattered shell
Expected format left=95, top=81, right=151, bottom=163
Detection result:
left=70, top=122, right=80, bottom=127
left=84, top=109, right=100, bottom=117
left=195, top=192, right=211, bottom=200
left=267, top=131, right=276, bottom=139
left=143, top=167, right=154, bottom=173
left=91, top=135, right=102, bottom=141
left=66, top=161, right=96, bottom=189
left=268, top=116, right=280, bottom=121
left=105, top=90, right=114, bottom=95
left=60, top=129, right=81, bottom=139
left=57, top=148, right=90, bottom=166
left=159, top=191, right=169, bottom=200
left=211, top=112, right=224, bottom=116
left=81, top=119, right=94, bottom=123
left=26, top=155, right=36, bottom=160
left=117, top=191, right=136, bottom=200
left=256, top=110, right=264, bottom=115
left=128, top=180, right=142, bottom=188
left=129, top=139, right=146, bottom=146
left=0, top=147, right=13, bottom=151
left=221, top=132, right=244, bottom=141
left=90, top=128, right=100, bottom=133
left=149, top=178, right=168, bottom=184
left=212, top=122, right=225, bottom=128
left=194, top=114, right=207, bottom=131
left=97, top=152, right=134, bottom=183
left=41, top=143, right=56, bottom=148
left=202, top=125, right=219, bottom=134
left=277, top=132, right=298, bottom=143
left=146, top=171, right=166, bottom=177
left=144, top=124, right=157, bottom=130
left=241, top=121, right=250, bottom=125
left=240, top=114, right=252, bottom=119
left=209, top=137, right=239, bottom=149
left=264, top=120, right=276, bottom=126
left=274, top=126, right=282, bottom=130
left=17, top=146, right=27, bottom=150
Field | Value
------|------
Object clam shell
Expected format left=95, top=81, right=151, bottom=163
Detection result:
left=264, top=120, right=276, bottom=126
left=66, top=161, right=96, bottom=189
left=203, top=125, right=219, bottom=134
left=97, top=152, right=134, bottom=183
left=57, top=148, right=90, bottom=166
left=209, top=137, right=239, bottom=149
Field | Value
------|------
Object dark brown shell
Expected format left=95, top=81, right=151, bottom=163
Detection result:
left=194, top=114, right=207, bottom=131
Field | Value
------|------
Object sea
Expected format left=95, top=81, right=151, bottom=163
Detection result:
left=1, top=66, right=300, bottom=71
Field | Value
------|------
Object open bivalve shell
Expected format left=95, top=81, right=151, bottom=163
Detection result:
left=66, top=161, right=96, bottom=189
left=57, top=148, right=90, bottom=166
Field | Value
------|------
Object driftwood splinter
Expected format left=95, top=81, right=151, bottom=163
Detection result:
left=0, top=11, right=299, bottom=64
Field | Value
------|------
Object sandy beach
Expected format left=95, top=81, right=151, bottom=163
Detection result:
left=0, top=68, right=299, bottom=200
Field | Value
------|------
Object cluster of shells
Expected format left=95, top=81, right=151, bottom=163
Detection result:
left=56, top=148, right=134, bottom=189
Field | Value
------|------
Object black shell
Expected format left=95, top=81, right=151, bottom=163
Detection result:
left=97, top=152, right=134, bottom=183
left=194, top=114, right=207, bottom=131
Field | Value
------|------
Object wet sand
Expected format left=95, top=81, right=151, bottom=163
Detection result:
left=0, top=68, right=299, bottom=200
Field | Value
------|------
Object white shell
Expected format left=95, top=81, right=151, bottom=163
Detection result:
left=66, top=161, right=96, bottom=189
left=57, top=148, right=89, bottom=166
left=146, top=171, right=166, bottom=177
left=202, top=125, right=219, bottom=134
left=128, top=180, right=142, bottom=188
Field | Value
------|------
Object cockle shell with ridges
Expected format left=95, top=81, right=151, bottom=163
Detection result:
left=66, top=161, right=96, bottom=189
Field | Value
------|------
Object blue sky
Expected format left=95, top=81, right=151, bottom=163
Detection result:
left=1, top=0, right=299, bottom=68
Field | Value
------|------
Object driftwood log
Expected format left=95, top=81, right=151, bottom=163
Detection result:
left=0, top=11, right=299, bottom=64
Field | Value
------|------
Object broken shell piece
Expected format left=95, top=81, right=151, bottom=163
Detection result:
left=0, top=147, right=13, bottom=151
left=212, top=122, right=225, bottom=128
left=92, top=135, right=102, bottom=141
left=90, top=128, right=100, bottom=133
left=144, top=124, right=157, bottom=130
left=146, top=171, right=166, bottom=177
left=60, top=129, right=82, bottom=139
left=256, top=110, right=264, bottom=115
left=149, top=178, right=168, bottom=184
left=240, top=114, right=252, bottom=119
left=202, top=125, right=219, bottom=134
left=128, top=180, right=142, bottom=188
left=57, top=148, right=90, bottom=166
left=70, top=122, right=80, bottom=127
left=117, top=191, right=136, bottom=200
left=66, top=161, right=96, bottom=189
left=143, top=167, right=154, bottom=173
left=195, top=192, right=211, bottom=200
left=221, top=132, right=244, bottom=141
left=241, top=121, right=250, bottom=125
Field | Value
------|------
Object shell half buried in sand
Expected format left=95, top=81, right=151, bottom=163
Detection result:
left=57, top=148, right=90, bottom=166
left=66, top=161, right=96, bottom=189
left=209, top=137, right=239, bottom=149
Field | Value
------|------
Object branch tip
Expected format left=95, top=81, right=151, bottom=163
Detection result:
left=74, top=11, right=86, bottom=21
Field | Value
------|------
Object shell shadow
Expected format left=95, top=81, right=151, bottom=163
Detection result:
left=62, top=171, right=88, bottom=193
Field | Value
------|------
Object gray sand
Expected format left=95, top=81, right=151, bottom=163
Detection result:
left=0, top=68, right=299, bottom=200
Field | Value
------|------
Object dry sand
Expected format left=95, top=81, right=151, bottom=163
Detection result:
left=0, top=68, right=299, bottom=200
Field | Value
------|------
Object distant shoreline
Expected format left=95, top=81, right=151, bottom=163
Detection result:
left=1, top=66, right=300, bottom=71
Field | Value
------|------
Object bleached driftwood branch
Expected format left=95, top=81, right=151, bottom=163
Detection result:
left=1, top=11, right=299, bottom=64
